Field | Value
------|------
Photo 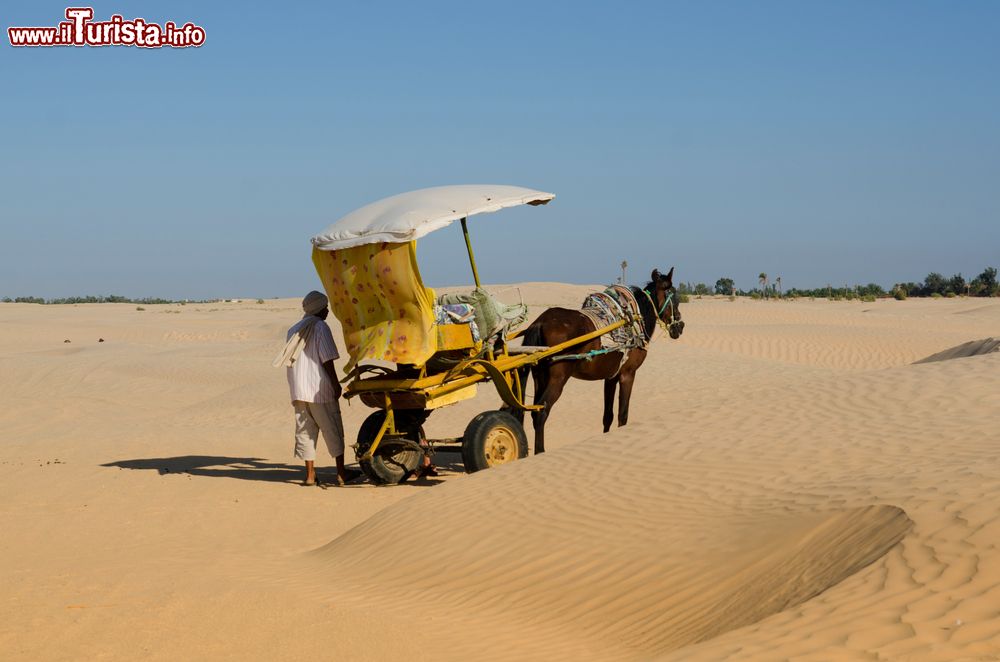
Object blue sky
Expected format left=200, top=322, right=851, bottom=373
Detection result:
left=2, top=1, right=998, bottom=298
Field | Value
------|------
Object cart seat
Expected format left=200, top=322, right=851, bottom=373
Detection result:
left=434, top=303, right=480, bottom=352
left=437, top=288, right=528, bottom=343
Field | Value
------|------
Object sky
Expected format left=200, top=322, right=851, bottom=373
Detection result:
left=1, top=1, right=998, bottom=299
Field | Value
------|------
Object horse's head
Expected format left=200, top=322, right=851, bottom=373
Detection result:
left=648, top=267, right=684, bottom=340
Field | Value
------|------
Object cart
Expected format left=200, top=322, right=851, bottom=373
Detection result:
left=310, top=185, right=623, bottom=484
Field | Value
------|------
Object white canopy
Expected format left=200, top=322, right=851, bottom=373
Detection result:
left=311, top=184, right=555, bottom=250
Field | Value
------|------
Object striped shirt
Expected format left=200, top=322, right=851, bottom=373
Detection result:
left=286, top=317, right=340, bottom=403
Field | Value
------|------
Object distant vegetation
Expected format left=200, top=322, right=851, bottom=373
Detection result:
left=1, top=295, right=242, bottom=305
left=890, top=267, right=997, bottom=298
left=676, top=266, right=999, bottom=300
left=5, top=267, right=997, bottom=304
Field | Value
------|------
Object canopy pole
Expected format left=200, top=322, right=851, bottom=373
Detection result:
left=460, top=217, right=481, bottom=288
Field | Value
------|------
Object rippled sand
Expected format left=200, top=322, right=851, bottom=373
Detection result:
left=1, top=292, right=998, bottom=660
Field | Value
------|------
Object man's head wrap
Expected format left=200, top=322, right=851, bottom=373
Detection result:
left=302, top=290, right=328, bottom=315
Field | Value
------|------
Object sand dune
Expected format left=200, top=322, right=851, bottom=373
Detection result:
left=914, top=337, right=1000, bottom=364
left=2, top=293, right=999, bottom=660
left=313, top=464, right=911, bottom=658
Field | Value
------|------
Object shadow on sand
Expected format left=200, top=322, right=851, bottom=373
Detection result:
left=102, top=456, right=306, bottom=484
left=101, top=453, right=465, bottom=487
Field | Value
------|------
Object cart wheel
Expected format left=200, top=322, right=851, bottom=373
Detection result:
left=356, top=411, right=423, bottom=485
left=461, top=410, right=529, bottom=473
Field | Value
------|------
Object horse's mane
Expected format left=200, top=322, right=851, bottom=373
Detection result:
left=632, top=283, right=658, bottom=341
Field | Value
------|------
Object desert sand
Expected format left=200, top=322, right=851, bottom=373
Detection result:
left=2, top=289, right=999, bottom=660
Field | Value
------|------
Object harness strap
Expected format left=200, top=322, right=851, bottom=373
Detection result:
left=550, top=344, right=633, bottom=379
left=551, top=346, right=621, bottom=363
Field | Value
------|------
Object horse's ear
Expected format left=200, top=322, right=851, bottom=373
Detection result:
left=664, top=267, right=674, bottom=287
left=651, top=269, right=660, bottom=282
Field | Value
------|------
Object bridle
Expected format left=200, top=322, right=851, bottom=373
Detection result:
left=641, top=286, right=681, bottom=339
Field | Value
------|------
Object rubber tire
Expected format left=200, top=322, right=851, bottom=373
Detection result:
left=356, top=411, right=423, bottom=485
left=461, top=410, right=529, bottom=473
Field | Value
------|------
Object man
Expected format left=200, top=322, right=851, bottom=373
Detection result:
left=274, top=290, right=348, bottom=486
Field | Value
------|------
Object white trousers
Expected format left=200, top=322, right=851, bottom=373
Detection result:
left=293, top=400, right=345, bottom=461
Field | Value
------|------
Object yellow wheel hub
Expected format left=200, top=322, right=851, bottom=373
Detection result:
left=483, top=426, right=519, bottom=466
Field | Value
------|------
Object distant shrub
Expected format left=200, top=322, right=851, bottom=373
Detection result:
left=256, top=298, right=265, bottom=304
left=679, top=293, right=691, bottom=304
left=893, top=289, right=907, bottom=301
left=930, top=292, right=943, bottom=299
left=727, top=295, right=736, bottom=302
left=945, top=292, right=957, bottom=298
left=750, top=291, right=762, bottom=300
left=831, top=295, right=843, bottom=301
left=861, top=294, right=876, bottom=302
left=136, top=306, right=145, bottom=311
left=3, top=295, right=220, bottom=306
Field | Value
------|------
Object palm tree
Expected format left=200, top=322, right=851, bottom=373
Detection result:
left=758, top=272, right=768, bottom=299
left=776, top=276, right=782, bottom=298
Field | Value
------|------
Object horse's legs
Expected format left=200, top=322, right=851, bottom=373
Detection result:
left=531, top=370, right=568, bottom=455
left=617, top=370, right=636, bottom=428
left=528, top=367, right=549, bottom=453
left=603, top=378, right=618, bottom=433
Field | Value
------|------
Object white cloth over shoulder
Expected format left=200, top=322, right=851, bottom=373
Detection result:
left=284, top=317, right=340, bottom=403
left=273, top=291, right=331, bottom=368
left=273, top=315, right=317, bottom=369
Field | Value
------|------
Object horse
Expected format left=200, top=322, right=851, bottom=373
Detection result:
left=512, top=268, right=684, bottom=454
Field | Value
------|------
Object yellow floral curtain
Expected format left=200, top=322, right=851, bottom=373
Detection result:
left=312, top=241, right=437, bottom=372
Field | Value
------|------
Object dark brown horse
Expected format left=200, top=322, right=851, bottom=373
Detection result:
left=512, top=268, right=684, bottom=454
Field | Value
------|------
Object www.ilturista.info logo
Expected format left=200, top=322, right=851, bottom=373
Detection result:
left=8, top=7, right=205, bottom=48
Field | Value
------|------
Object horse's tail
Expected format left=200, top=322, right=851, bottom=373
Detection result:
left=521, top=320, right=544, bottom=349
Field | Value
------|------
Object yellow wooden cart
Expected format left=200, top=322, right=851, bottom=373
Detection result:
left=310, top=185, right=623, bottom=483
